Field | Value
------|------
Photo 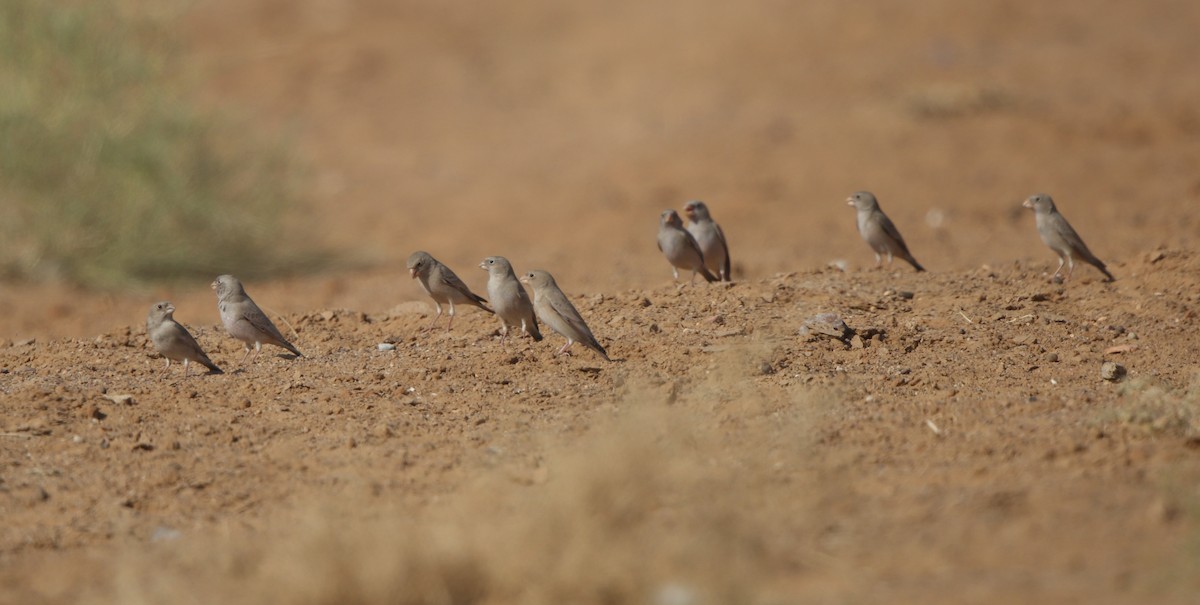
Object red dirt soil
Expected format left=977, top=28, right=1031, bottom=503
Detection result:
left=2, top=1, right=1200, bottom=603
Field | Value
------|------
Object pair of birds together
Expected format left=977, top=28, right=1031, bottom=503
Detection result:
left=145, top=275, right=303, bottom=376
left=656, top=200, right=732, bottom=283
left=845, top=191, right=1113, bottom=281
left=406, top=251, right=610, bottom=361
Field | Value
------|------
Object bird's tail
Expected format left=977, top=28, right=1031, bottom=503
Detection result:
left=700, top=268, right=719, bottom=282
left=588, top=337, right=611, bottom=362
left=199, top=357, right=224, bottom=374
left=907, top=256, right=926, bottom=272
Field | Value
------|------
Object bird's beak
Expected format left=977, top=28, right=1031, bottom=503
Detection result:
left=845, top=197, right=855, bottom=206
left=519, top=276, right=529, bottom=284
left=166, top=304, right=175, bottom=313
left=409, top=268, right=418, bottom=279
left=210, top=280, right=217, bottom=290
left=479, top=262, right=488, bottom=271
left=1021, top=199, right=1033, bottom=209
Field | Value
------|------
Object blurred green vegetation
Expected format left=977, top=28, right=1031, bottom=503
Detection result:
left=0, top=0, right=315, bottom=286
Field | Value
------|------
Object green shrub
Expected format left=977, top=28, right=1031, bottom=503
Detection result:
left=0, top=0, right=313, bottom=286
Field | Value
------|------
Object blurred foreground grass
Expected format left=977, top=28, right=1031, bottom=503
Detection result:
left=0, top=0, right=314, bottom=287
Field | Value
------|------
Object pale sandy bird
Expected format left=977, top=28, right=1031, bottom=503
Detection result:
left=846, top=191, right=925, bottom=272
left=657, top=210, right=718, bottom=283
left=146, top=301, right=222, bottom=376
left=683, top=200, right=731, bottom=281
left=521, top=270, right=610, bottom=361
left=1023, top=193, right=1114, bottom=282
left=212, top=274, right=303, bottom=364
left=480, top=256, right=543, bottom=342
left=407, top=251, right=492, bottom=330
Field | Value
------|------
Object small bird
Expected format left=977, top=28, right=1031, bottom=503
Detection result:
left=212, top=274, right=303, bottom=363
left=657, top=210, right=718, bottom=283
left=146, top=301, right=222, bottom=376
left=407, top=251, right=493, bottom=330
left=846, top=191, right=925, bottom=272
left=1022, top=193, right=1114, bottom=282
left=520, top=270, right=610, bottom=361
left=683, top=200, right=731, bottom=281
left=480, top=255, right=543, bottom=343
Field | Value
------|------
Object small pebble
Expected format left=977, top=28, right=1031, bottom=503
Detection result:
left=1100, top=361, right=1126, bottom=382
left=377, top=343, right=396, bottom=351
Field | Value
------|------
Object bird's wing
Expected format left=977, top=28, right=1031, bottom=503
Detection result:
left=548, top=292, right=594, bottom=341
left=439, top=264, right=487, bottom=304
left=167, top=321, right=207, bottom=356
left=715, top=223, right=731, bottom=278
left=239, top=300, right=290, bottom=342
left=876, top=213, right=912, bottom=254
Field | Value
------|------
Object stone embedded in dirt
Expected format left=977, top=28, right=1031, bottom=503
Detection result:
left=102, top=393, right=134, bottom=406
left=850, top=335, right=865, bottom=349
left=758, top=361, right=775, bottom=375
left=377, top=343, right=396, bottom=351
left=800, top=313, right=853, bottom=343
left=1045, top=352, right=1059, bottom=363
left=1100, top=361, right=1127, bottom=382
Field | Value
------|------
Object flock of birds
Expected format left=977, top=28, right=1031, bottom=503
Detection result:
left=144, top=191, right=1114, bottom=376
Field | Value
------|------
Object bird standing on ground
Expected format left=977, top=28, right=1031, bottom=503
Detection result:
left=406, top=251, right=493, bottom=330
left=212, top=274, right=303, bottom=364
left=657, top=210, right=718, bottom=283
left=1022, top=193, right=1114, bottom=282
left=146, top=301, right=222, bottom=376
left=521, top=270, right=610, bottom=361
left=480, top=256, right=543, bottom=343
left=683, top=200, right=731, bottom=281
left=846, top=191, right=925, bottom=272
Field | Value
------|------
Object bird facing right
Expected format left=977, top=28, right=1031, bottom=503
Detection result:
left=1022, top=193, right=1114, bottom=282
left=683, top=200, right=731, bottom=281
left=480, top=255, right=543, bottom=343
left=146, top=301, right=223, bottom=376
left=846, top=191, right=925, bottom=272
left=520, top=270, right=610, bottom=361
left=657, top=210, right=718, bottom=283
left=212, top=274, right=304, bottom=364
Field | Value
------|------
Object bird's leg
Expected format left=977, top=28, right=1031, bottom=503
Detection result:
left=161, top=359, right=171, bottom=375
left=239, top=345, right=253, bottom=365
left=183, top=359, right=191, bottom=378
left=1051, top=256, right=1066, bottom=281
left=426, top=303, right=443, bottom=330
left=557, top=340, right=574, bottom=356
left=690, top=271, right=697, bottom=284
left=672, top=267, right=680, bottom=280
left=886, top=251, right=894, bottom=266
left=1066, top=256, right=1076, bottom=282
left=250, top=341, right=263, bottom=364
left=445, top=301, right=456, bottom=331
left=874, top=253, right=882, bottom=268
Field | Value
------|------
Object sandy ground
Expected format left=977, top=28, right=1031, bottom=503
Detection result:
left=2, top=0, right=1200, bottom=602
